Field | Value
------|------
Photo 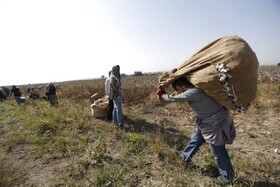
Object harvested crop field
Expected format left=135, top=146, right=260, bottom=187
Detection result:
left=0, top=66, right=279, bottom=187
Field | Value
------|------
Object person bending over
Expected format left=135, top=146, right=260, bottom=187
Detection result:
left=156, top=76, right=236, bottom=184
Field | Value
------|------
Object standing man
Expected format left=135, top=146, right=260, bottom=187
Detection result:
left=27, top=84, right=32, bottom=93
left=47, top=83, right=58, bottom=107
left=109, top=65, right=123, bottom=130
left=105, top=71, right=114, bottom=121
left=10, top=85, right=22, bottom=105
left=156, top=76, right=236, bottom=185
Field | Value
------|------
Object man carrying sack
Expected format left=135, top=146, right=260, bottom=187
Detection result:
left=156, top=35, right=259, bottom=184
left=157, top=76, right=235, bottom=184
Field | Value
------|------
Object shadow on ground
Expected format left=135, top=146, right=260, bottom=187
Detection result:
left=235, top=177, right=280, bottom=187
left=123, top=115, right=190, bottom=151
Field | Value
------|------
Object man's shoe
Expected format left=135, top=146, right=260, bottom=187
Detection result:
left=119, top=124, right=124, bottom=130
left=216, top=175, right=232, bottom=185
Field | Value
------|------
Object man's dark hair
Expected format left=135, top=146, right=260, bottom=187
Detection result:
left=172, top=76, right=194, bottom=90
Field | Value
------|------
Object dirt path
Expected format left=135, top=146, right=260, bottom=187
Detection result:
left=0, top=143, right=72, bottom=186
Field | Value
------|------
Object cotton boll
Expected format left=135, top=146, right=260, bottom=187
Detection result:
left=218, top=64, right=224, bottom=69
left=221, top=69, right=228, bottom=73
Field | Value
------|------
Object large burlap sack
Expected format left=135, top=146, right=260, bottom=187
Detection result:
left=158, top=35, right=259, bottom=112
left=91, top=97, right=109, bottom=118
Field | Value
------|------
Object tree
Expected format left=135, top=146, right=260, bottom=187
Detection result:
left=133, top=71, right=143, bottom=76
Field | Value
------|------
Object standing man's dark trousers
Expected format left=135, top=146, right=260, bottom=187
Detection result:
left=107, top=99, right=114, bottom=121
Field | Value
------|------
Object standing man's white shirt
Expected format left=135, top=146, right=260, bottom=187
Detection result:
left=105, top=77, right=110, bottom=96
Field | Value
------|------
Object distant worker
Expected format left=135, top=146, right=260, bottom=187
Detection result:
left=29, top=88, right=40, bottom=100
left=10, top=85, right=22, bottom=105
left=105, top=70, right=114, bottom=121
left=109, top=65, right=124, bottom=129
left=46, top=83, right=58, bottom=107
left=0, top=87, right=6, bottom=102
left=27, top=83, right=32, bottom=93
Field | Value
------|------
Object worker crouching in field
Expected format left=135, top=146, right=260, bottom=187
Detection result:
left=156, top=76, right=236, bottom=185
left=10, top=85, right=22, bottom=105
left=29, top=88, right=41, bottom=100
left=0, top=87, right=7, bottom=102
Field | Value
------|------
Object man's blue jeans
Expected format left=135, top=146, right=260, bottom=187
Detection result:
left=113, top=96, right=123, bottom=128
left=180, top=128, right=234, bottom=181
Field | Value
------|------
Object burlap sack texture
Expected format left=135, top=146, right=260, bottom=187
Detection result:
left=90, top=92, right=99, bottom=103
left=158, top=35, right=259, bottom=111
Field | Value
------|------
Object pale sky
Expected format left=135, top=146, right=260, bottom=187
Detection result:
left=1, top=0, right=279, bottom=86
